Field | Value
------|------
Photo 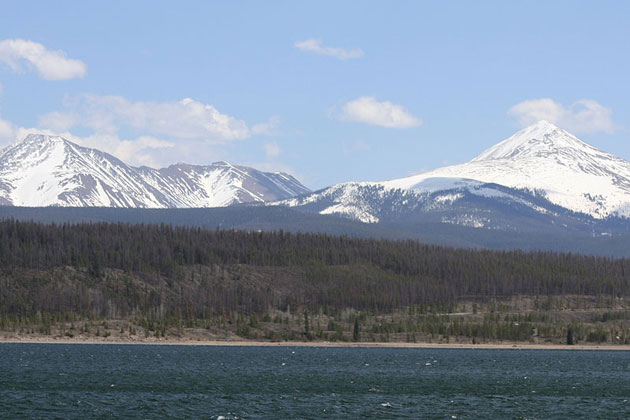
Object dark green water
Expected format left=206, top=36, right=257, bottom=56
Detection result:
left=1, top=344, right=629, bottom=419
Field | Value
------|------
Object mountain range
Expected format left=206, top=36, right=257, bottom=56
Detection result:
left=0, top=134, right=310, bottom=208
left=276, top=121, right=630, bottom=231
left=2, top=121, right=630, bottom=248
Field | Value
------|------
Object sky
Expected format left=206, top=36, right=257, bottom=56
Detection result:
left=0, top=1, right=628, bottom=189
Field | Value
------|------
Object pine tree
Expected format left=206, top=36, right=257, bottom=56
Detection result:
left=303, top=311, right=312, bottom=341
left=353, top=318, right=361, bottom=342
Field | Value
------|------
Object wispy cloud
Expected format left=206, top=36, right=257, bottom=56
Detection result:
left=25, top=94, right=281, bottom=167
left=338, top=96, right=422, bottom=129
left=294, top=38, right=364, bottom=60
left=95, top=134, right=175, bottom=167
left=508, top=98, right=615, bottom=134
left=0, top=117, right=15, bottom=143
left=252, top=116, right=281, bottom=136
left=0, top=39, right=86, bottom=80
left=37, top=111, right=79, bottom=132
left=264, top=141, right=281, bottom=158
left=39, top=94, right=252, bottom=143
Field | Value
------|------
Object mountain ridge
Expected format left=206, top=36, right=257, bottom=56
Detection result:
left=0, top=134, right=310, bottom=208
left=3, top=121, right=630, bottom=238
left=277, top=121, right=630, bottom=228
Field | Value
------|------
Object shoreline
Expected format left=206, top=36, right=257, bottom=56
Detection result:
left=2, top=336, right=629, bottom=350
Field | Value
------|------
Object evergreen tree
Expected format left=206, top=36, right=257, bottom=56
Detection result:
left=303, top=311, right=312, bottom=341
left=353, top=318, right=360, bottom=342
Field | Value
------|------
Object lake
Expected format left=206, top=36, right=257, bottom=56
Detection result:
left=1, top=343, right=629, bottom=418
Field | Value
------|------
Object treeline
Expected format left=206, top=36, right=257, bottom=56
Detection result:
left=1, top=220, right=630, bottom=320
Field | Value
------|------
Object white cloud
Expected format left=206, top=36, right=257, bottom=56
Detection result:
left=5, top=93, right=281, bottom=168
left=37, top=111, right=79, bottom=132
left=0, top=39, right=86, bottom=80
left=0, top=80, right=15, bottom=144
left=252, top=116, right=281, bottom=136
left=0, top=117, right=15, bottom=144
left=508, top=98, right=615, bottom=134
left=264, top=141, right=281, bottom=158
left=85, top=134, right=174, bottom=168
left=39, top=94, right=251, bottom=143
left=339, top=96, right=422, bottom=128
left=294, top=38, right=364, bottom=60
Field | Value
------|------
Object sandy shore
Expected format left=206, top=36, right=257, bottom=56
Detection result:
left=2, top=336, right=630, bottom=350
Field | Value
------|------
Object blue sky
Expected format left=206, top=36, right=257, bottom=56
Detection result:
left=0, top=1, right=628, bottom=189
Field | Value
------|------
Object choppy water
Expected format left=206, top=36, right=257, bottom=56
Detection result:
left=1, top=344, right=630, bottom=418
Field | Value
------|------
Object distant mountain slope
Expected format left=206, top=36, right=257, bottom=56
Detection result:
left=2, top=205, right=630, bottom=257
left=274, top=179, right=616, bottom=235
left=0, top=134, right=309, bottom=207
left=277, top=121, right=630, bottom=227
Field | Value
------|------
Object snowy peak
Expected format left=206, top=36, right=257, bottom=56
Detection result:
left=471, top=120, right=599, bottom=162
left=280, top=121, right=630, bottom=223
left=0, top=134, right=172, bottom=208
left=2, top=134, right=68, bottom=165
left=16, top=133, right=67, bottom=148
left=383, top=121, right=630, bottom=218
left=0, top=134, right=310, bottom=208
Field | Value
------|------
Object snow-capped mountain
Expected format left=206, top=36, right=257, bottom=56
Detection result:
left=0, top=134, right=310, bottom=207
left=276, top=121, right=630, bottom=227
left=384, top=120, right=630, bottom=219
left=4, top=122, right=630, bottom=236
left=274, top=177, right=606, bottom=236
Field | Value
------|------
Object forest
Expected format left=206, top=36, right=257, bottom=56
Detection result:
left=1, top=219, right=630, bottom=344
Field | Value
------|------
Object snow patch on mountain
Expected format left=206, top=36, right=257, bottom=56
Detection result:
left=433, top=193, right=463, bottom=205
left=320, top=203, right=380, bottom=223
left=441, top=214, right=489, bottom=228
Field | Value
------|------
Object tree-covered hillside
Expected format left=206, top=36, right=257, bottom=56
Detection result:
left=2, top=220, right=630, bottom=344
